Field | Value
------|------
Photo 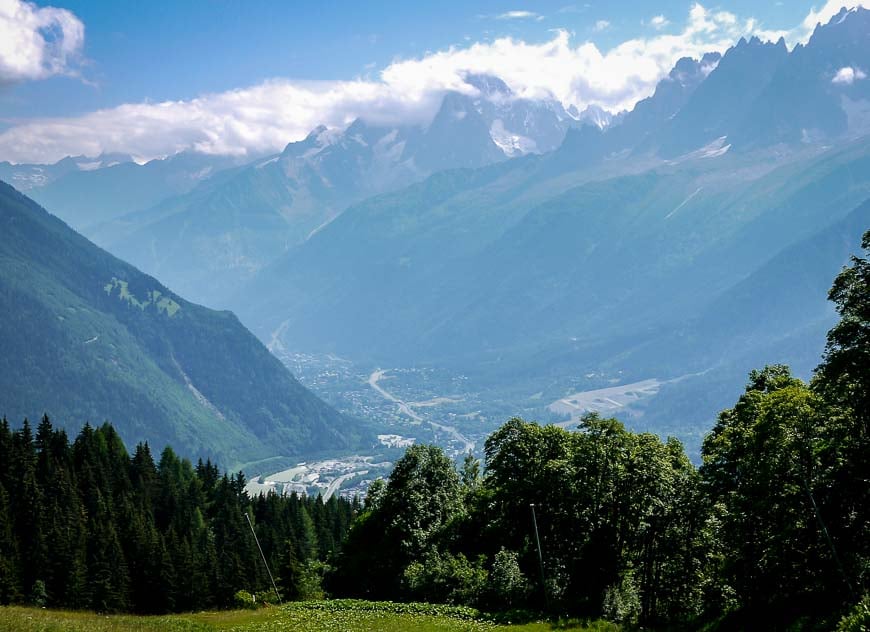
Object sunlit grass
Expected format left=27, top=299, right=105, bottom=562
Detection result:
left=0, top=605, right=210, bottom=631
left=0, top=601, right=619, bottom=632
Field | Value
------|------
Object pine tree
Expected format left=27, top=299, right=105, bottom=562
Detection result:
left=10, top=419, right=47, bottom=601
left=0, top=482, right=20, bottom=604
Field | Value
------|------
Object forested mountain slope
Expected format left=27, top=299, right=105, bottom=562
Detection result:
left=0, top=181, right=366, bottom=468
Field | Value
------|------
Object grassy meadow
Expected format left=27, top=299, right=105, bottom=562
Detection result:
left=0, top=600, right=620, bottom=632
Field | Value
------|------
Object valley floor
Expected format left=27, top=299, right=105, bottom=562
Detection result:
left=0, top=601, right=618, bottom=632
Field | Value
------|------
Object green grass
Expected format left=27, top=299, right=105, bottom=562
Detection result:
left=0, top=601, right=620, bottom=632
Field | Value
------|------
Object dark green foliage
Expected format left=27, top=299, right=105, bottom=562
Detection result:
left=402, top=550, right=488, bottom=606
left=233, top=589, right=257, bottom=610
left=328, top=445, right=465, bottom=599
left=814, top=231, right=870, bottom=603
left=29, top=580, right=46, bottom=608
left=488, top=548, right=527, bottom=608
left=701, top=368, right=834, bottom=625
left=333, top=418, right=706, bottom=623
left=0, top=417, right=357, bottom=614
left=380, top=445, right=464, bottom=558
left=837, top=596, right=870, bottom=632
left=697, top=233, right=870, bottom=628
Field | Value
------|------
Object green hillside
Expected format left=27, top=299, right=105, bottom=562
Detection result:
left=0, top=181, right=367, bottom=468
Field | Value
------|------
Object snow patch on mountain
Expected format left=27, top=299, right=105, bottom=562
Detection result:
left=489, top=119, right=537, bottom=156
left=570, top=104, right=618, bottom=129
left=373, top=130, right=406, bottom=162
left=255, top=156, right=280, bottom=169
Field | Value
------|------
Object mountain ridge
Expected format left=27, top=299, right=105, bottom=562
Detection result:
left=224, top=8, right=870, bottom=453
left=0, top=180, right=368, bottom=469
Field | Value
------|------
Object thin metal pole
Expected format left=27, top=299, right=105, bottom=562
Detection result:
left=245, top=511, right=282, bottom=604
left=800, top=475, right=856, bottom=600
left=530, top=503, right=548, bottom=609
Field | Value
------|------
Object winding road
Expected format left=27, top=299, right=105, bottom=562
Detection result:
left=324, top=472, right=362, bottom=501
left=368, top=369, right=475, bottom=453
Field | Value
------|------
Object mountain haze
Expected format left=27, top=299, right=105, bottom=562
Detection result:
left=229, top=8, right=870, bottom=452
left=3, top=152, right=244, bottom=233
left=82, top=78, right=586, bottom=306
left=0, top=181, right=366, bottom=469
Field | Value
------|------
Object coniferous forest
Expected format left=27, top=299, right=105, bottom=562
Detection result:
left=0, top=418, right=356, bottom=613
left=0, top=233, right=867, bottom=630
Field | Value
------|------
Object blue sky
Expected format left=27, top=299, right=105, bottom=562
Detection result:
left=0, top=0, right=861, bottom=162
left=3, top=1, right=817, bottom=117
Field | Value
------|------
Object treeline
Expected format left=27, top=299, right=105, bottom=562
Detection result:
left=328, top=232, right=870, bottom=629
left=0, top=418, right=357, bottom=612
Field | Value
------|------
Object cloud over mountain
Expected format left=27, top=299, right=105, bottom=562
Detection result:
left=0, top=2, right=863, bottom=164
left=800, top=0, right=866, bottom=38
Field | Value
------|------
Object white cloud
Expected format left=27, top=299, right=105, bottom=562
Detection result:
left=496, top=10, right=543, bottom=21
left=794, top=1, right=866, bottom=43
left=593, top=20, right=610, bottom=32
left=0, top=79, right=444, bottom=163
left=0, top=0, right=84, bottom=84
left=376, top=4, right=753, bottom=113
left=740, top=1, right=865, bottom=48
left=649, top=15, right=670, bottom=30
left=714, top=11, right=737, bottom=26
left=832, top=66, right=867, bottom=85
left=1, top=1, right=867, bottom=164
